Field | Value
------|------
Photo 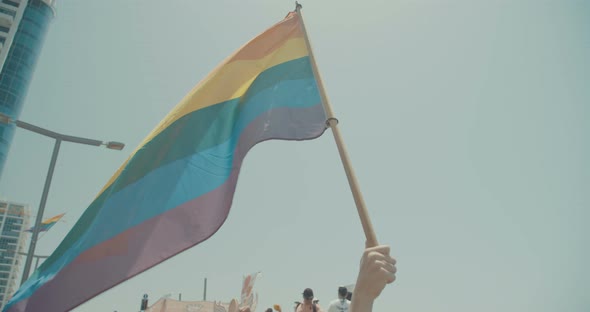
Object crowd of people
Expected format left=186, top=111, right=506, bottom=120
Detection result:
left=258, top=244, right=397, bottom=312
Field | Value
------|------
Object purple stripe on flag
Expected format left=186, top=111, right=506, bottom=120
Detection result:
left=6, top=103, right=326, bottom=312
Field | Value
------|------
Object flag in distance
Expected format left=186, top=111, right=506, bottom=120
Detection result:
left=24, top=213, right=65, bottom=233
left=4, top=10, right=326, bottom=312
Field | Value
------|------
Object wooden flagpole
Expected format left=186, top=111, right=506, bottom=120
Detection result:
left=295, top=2, right=379, bottom=247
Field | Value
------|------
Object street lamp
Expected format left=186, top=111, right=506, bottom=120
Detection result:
left=0, top=112, right=125, bottom=285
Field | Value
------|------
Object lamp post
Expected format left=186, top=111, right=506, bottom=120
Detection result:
left=0, top=112, right=125, bottom=285
left=17, top=251, right=48, bottom=271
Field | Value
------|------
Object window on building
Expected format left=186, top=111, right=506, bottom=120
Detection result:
left=0, top=6, right=15, bottom=17
left=2, top=0, right=20, bottom=8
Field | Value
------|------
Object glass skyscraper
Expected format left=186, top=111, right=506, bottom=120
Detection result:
left=0, top=200, right=29, bottom=309
left=0, top=0, right=55, bottom=178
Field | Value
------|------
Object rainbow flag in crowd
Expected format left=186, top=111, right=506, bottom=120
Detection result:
left=24, top=213, right=65, bottom=233
left=4, top=10, right=326, bottom=312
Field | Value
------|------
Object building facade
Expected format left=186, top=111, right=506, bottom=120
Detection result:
left=0, top=200, right=29, bottom=309
left=0, top=0, right=55, bottom=178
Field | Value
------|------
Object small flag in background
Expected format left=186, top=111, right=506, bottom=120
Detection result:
left=240, top=272, right=260, bottom=311
left=24, top=213, right=65, bottom=233
left=5, top=10, right=326, bottom=312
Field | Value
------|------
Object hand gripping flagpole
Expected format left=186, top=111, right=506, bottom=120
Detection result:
left=295, top=2, right=379, bottom=247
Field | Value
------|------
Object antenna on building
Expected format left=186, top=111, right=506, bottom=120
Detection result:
left=203, top=278, right=207, bottom=301
left=140, top=293, right=148, bottom=311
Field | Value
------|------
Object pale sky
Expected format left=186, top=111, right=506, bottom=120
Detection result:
left=0, top=0, right=588, bottom=311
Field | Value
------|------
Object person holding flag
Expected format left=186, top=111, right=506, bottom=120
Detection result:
left=350, top=245, right=397, bottom=312
left=4, top=3, right=396, bottom=311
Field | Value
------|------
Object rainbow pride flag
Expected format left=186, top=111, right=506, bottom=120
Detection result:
left=24, top=213, right=65, bottom=233
left=5, top=11, right=326, bottom=312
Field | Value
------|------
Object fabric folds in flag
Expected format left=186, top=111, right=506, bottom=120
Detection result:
left=24, top=213, right=65, bottom=233
left=5, top=11, right=326, bottom=312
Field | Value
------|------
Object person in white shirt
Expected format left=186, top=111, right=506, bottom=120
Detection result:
left=327, top=286, right=351, bottom=312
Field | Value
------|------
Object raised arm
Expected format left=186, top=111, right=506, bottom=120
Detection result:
left=350, top=245, right=397, bottom=312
